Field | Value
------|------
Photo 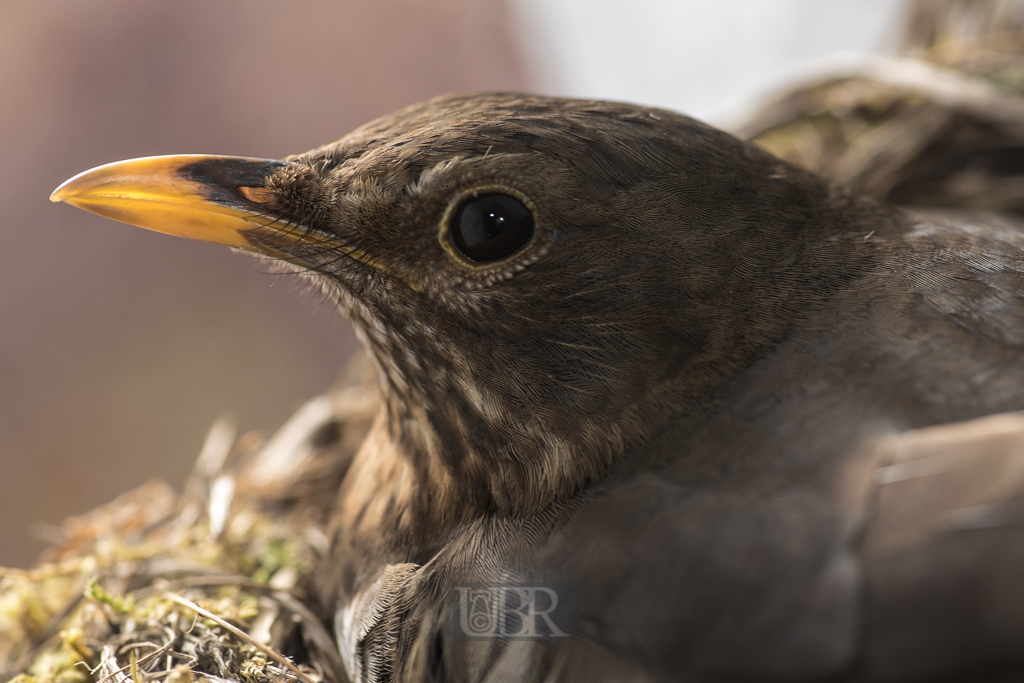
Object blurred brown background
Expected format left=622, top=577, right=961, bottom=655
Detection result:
left=0, top=0, right=528, bottom=567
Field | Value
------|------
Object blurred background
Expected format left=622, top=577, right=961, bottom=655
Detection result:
left=0, top=0, right=906, bottom=567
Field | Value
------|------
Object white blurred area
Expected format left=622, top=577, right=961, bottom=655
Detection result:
left=510, top=0, right=908, bottom=123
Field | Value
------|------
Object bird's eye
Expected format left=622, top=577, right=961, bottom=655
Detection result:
left=449, top=193, right=534, bottom=262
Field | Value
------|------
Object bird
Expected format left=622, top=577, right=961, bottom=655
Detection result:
left=50, top=93, right=1024, bottom=682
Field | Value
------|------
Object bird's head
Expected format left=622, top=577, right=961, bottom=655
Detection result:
left=52, top=94, right=876, bottom=515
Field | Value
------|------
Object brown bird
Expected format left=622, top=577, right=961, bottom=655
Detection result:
left=52, top=94, right=1024, bottom=682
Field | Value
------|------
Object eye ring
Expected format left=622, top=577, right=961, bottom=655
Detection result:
left=438, top=185, right=539, bottom=270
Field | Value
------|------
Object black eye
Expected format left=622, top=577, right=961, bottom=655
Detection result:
left=449, top=193, right=534, bottom=262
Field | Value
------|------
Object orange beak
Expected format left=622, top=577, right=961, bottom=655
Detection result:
left=51, top=155, right=337, bottom=255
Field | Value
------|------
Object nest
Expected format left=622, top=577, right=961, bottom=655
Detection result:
left=735, top=0, right=1024, bottom=215
left=0, top=356, right=378, bottom=683
left=7, top=2, right=1024, bottom=682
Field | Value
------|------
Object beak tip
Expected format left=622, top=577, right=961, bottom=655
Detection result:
left=50, top=178, right=77, bottom=203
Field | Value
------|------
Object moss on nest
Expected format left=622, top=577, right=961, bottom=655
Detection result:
left=1, top=358, right=378, bottom=683
left=0, top=479, right=331, bottom=683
